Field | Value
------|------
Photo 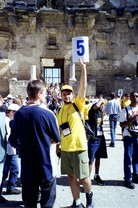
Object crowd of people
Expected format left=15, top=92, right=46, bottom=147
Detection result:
left=0, top=62, right=138, bottom=207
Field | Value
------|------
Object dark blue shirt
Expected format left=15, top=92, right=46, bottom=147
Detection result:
left=9, top=105, right=60, bottom=182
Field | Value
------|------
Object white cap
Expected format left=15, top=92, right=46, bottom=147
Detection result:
left=7, top=94, right=13, bottom=99
left=90, top=98, right=99, bottom=105
left=8, top=103, right=20, bottom=111
left=3, top=94, right=13, bottom=100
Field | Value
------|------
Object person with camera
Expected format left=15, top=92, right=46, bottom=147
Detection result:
left=56, top=60, right=93, bottom=208
left=87, top=98, right=108, bottom=185
left=119, top=91, right=138, bottom=189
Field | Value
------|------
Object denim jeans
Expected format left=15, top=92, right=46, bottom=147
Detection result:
left=22, top=176, right=56, bottom=207
left=88, top=139, right=101, bottom=163
left=2, top=154, right=19, bottom=191
left=109, top=114, right=118, bottom=144
left=123, top=136, right=138, bottom=182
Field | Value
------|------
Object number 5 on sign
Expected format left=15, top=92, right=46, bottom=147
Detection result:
left=72, top=36, right=89, bottom=63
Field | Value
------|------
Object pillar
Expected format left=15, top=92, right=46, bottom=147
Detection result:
left=30, top=65, right=37, bottom=80
left=69, top=62, right=77, bottom=94
left=69, top=62, right=76, bottom=81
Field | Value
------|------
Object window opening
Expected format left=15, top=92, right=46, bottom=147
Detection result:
left=44, top=67, right=61, bottom=85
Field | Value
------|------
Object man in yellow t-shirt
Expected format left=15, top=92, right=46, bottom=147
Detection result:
left=121, top=93, right=131, bottom=109
left=57, top=60, right=93, bottom=208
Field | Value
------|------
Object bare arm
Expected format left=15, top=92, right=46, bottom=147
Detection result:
left=93, top=99, right=104, bottom=110
left=77, top=59, right=87, bottom=98
left=120, top=115, right=137, bottom=128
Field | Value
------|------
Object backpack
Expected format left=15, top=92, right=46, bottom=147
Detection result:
left=72, top=103, right=96, bottom=141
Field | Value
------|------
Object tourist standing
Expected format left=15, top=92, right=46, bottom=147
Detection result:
left=9, top=80, right=60, bottom=207
left=88, top=98, right=108, bottom=185
left=57, top=60, right=93, bottom=208
left=0, top=112, right=7, bottom=203
left=121, top=93, right=131, bottom=109
left=104, top=92, right=121, bottom=147
left=1, top=104, right=21, bottom=195
left=119, top=91, right=138, bottom=189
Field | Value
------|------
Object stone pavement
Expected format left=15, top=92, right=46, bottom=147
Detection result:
left=0, top=115, right=138, bottom=208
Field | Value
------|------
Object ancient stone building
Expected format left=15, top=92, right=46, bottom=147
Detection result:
left=0, top=0, right=138, bottom=98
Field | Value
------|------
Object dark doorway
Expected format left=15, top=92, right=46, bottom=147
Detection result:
left=41, top=58, right=64, bottom=85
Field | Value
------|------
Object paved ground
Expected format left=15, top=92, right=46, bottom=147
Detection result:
left=1, top=115, right=138, bottom=208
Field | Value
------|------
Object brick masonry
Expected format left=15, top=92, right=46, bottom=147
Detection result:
left=0, top=0, right=137, bottom=97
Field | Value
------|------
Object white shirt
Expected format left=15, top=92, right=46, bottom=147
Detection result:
left=119, top=105, right=138, bottom=137
left=5, top=116, right=16, bottom=155
left=104, top=98, right=121, bottom=115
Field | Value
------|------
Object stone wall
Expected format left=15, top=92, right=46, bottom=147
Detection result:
left=9, top=79, right=29, bottom=98
left=0, top=0, right=138, bottom=97
left=114, top=77, right=138, bottom=95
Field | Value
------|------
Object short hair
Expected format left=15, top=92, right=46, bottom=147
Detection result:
left=110, top=92, right=116, bottom=99
left=130, top=91, right=138, bottom=98
left=124, top=93, right=130, bottom=97
left=12, top=98, right=22, bottom=106
left=27, top=80, right=45, bottom=100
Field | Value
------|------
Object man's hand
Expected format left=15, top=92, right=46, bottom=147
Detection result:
left=78, top=59, right=87, bottom=98
left=56, top=143, right=61, bottom=158
left=79, top=59, right=86, bottom=69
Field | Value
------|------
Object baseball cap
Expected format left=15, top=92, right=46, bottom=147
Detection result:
left=61, top=85, right=73, bottom=92
left=8, top=103, right=20, bottom=111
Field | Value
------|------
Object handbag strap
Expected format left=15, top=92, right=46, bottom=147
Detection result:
left=72, top=103, right=85, bottom=125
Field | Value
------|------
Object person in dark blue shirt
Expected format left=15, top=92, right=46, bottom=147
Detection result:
left=9, top=79, right=60, bottom=208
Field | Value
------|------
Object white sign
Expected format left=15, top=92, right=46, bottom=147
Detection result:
left=72, top=36, right=89, bottom=63
left=118, top=89, right=123, bottom=97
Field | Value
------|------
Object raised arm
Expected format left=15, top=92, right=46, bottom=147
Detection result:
left=93, top=98, right=104, bottom=110
left=77, top=59, right=87, bottom=98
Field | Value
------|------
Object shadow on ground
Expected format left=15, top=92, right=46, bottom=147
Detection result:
left=0, top=201, right=23, bottom=207
left=57, top=176, right=69, bottom=186
left=92, top=179, right=124, bottom=187
left=57, top=176, right=124, bottom=188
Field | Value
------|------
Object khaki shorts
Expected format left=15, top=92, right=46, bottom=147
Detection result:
left=61, top=151, right=89, bottom=179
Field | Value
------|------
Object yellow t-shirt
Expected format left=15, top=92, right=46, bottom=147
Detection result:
left=84, top=104, right=91, bottom=120
left=57, top=96, right=87, bottom=152
left=104, top=98, right=108, bottom=106
left=121, top=99, right=131, bottom=109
